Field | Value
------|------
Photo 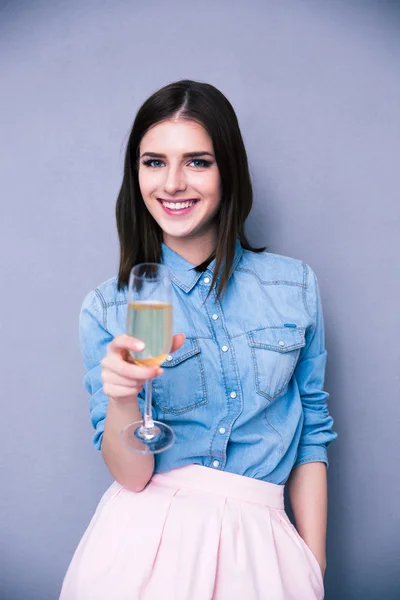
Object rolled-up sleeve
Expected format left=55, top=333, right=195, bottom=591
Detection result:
left=293, top=266, right=337, bottom=469
left=79, top=291, right=113, bottom=450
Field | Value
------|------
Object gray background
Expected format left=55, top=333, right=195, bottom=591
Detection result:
left=1, top=0, right=399, bottom=598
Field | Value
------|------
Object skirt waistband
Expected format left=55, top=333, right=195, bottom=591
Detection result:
left=151, top=465, right=284, bottom=509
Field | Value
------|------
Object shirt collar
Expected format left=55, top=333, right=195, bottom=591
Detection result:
left=161, top=239, right=243, bottom=293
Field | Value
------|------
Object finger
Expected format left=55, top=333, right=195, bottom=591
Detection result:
left=101, top=370, right=145, bottom=390
left=102, top=354, right=162, bottom=380
left=170, top=333, right=186, bottom=354
left=108, top=334, right=145, bottom=354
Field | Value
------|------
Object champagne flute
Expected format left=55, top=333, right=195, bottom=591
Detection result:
left=120, top=263, right=175, bottom=454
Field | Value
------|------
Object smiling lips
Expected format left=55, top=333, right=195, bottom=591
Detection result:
left=158, top=198, right=199, bottom=214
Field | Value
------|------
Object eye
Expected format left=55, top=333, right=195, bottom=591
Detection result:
left=188, top=159, right=212, bottom=168
left=142, top=159, right=165, bottom=168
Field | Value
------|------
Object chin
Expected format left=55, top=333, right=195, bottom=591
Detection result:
left=158, top=221, right=198, bottom=239
left=163, top=229, right=195, bottom=240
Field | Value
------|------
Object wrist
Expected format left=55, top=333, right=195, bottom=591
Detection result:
left=312, top=551, right=326, bottom=577
left=107, top=394, right=142, bottom=418
left=109, top=393, right=139, bottom=405
left=319, top=558, right=326, bottom=577
left=300, top=536, right=326, bottom=576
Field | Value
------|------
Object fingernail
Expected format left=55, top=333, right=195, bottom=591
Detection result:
left=135, top=341, right=145, bottom=351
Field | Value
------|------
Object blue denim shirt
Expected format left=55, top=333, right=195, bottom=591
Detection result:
left=79, top=241, right=337, bottom=485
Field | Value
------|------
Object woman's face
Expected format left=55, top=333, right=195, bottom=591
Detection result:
left=138, top=119, right=221, bottom=247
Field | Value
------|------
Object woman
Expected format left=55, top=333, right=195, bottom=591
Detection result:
left=60, top=80, right=337, bottom=599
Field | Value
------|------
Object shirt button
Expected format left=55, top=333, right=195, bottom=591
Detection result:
left=212, top=314, right=219, bottom=320
left=219, top=427, right=226, bottom=435
left=203, top=277, right=210, bottom=284
left=230, top=391, right=237, bottom=399
left=213, top=460, right=220, bottom=468
left=166, top=355, right=173, bottom=361
left=278, top=340, right=285, bottom=347
left=221, top=345, right=228, bottom=352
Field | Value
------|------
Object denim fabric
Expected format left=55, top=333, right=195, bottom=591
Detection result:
left=79, top=241, right=337, bottom=484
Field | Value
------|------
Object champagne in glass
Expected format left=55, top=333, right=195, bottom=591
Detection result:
left=127, top=301, right=172, bottom=367
left=120, top=263, right=175, bottom=454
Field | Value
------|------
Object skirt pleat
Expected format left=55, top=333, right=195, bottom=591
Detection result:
left=60, top=466, right=324, bottom=600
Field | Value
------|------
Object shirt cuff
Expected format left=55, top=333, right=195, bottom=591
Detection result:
left=293, top=444, right=329, bottom=469
left=93, top=418, right=105, bottom=450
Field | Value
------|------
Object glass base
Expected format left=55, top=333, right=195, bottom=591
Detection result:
left=120, top=420, right=175, bottom=454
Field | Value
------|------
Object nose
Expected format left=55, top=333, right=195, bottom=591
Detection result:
left=163, top=166, right=187, bottom=195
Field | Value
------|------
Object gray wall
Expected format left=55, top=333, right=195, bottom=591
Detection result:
left=1, top=1, right=399, bottom=598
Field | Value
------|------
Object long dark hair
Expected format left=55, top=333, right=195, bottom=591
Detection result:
left=116, top=79, right=264, bottom=297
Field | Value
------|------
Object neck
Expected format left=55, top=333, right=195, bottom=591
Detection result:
left=163, top=229, right=217, bottom=266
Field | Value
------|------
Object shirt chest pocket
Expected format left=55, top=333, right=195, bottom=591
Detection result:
left=152, top=338, right=208, bottom=415
left=247, top=327, right=306, bottom=401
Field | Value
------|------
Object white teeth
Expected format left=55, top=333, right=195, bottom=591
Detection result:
left=161, top=200, right=195, bottom=210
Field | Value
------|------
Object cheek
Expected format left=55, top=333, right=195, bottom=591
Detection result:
left=192, top=171, right=221, bottom=201
left=207, top=172, right=222, bottom=204
left=138, top=169, right=150, bottom=199
left=138, top=168, right=159, bottom=199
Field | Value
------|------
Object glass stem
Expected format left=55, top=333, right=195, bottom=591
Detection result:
left=143, top=378, right=154, bottom=431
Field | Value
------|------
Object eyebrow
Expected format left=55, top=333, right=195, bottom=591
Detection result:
left=140, top=151, right=214, bottom=159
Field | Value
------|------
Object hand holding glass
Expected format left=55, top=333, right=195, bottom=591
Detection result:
left=120, top=263, right=175, bottom=454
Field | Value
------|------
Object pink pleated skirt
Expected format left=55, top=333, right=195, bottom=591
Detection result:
left=60, top=465, right=324, bottom=600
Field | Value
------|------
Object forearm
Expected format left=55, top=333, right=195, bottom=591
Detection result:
left=102, top=396, right=154, bottom=492
left=287, top=462, right=327, bottom=574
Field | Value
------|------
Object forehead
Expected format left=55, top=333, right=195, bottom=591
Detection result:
left=140, top=119, right=213, bottom=153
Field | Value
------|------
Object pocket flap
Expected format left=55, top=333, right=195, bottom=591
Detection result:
left=161, top=338, right=201, bottom=367
left=248, top=327, right=306, bottom=353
